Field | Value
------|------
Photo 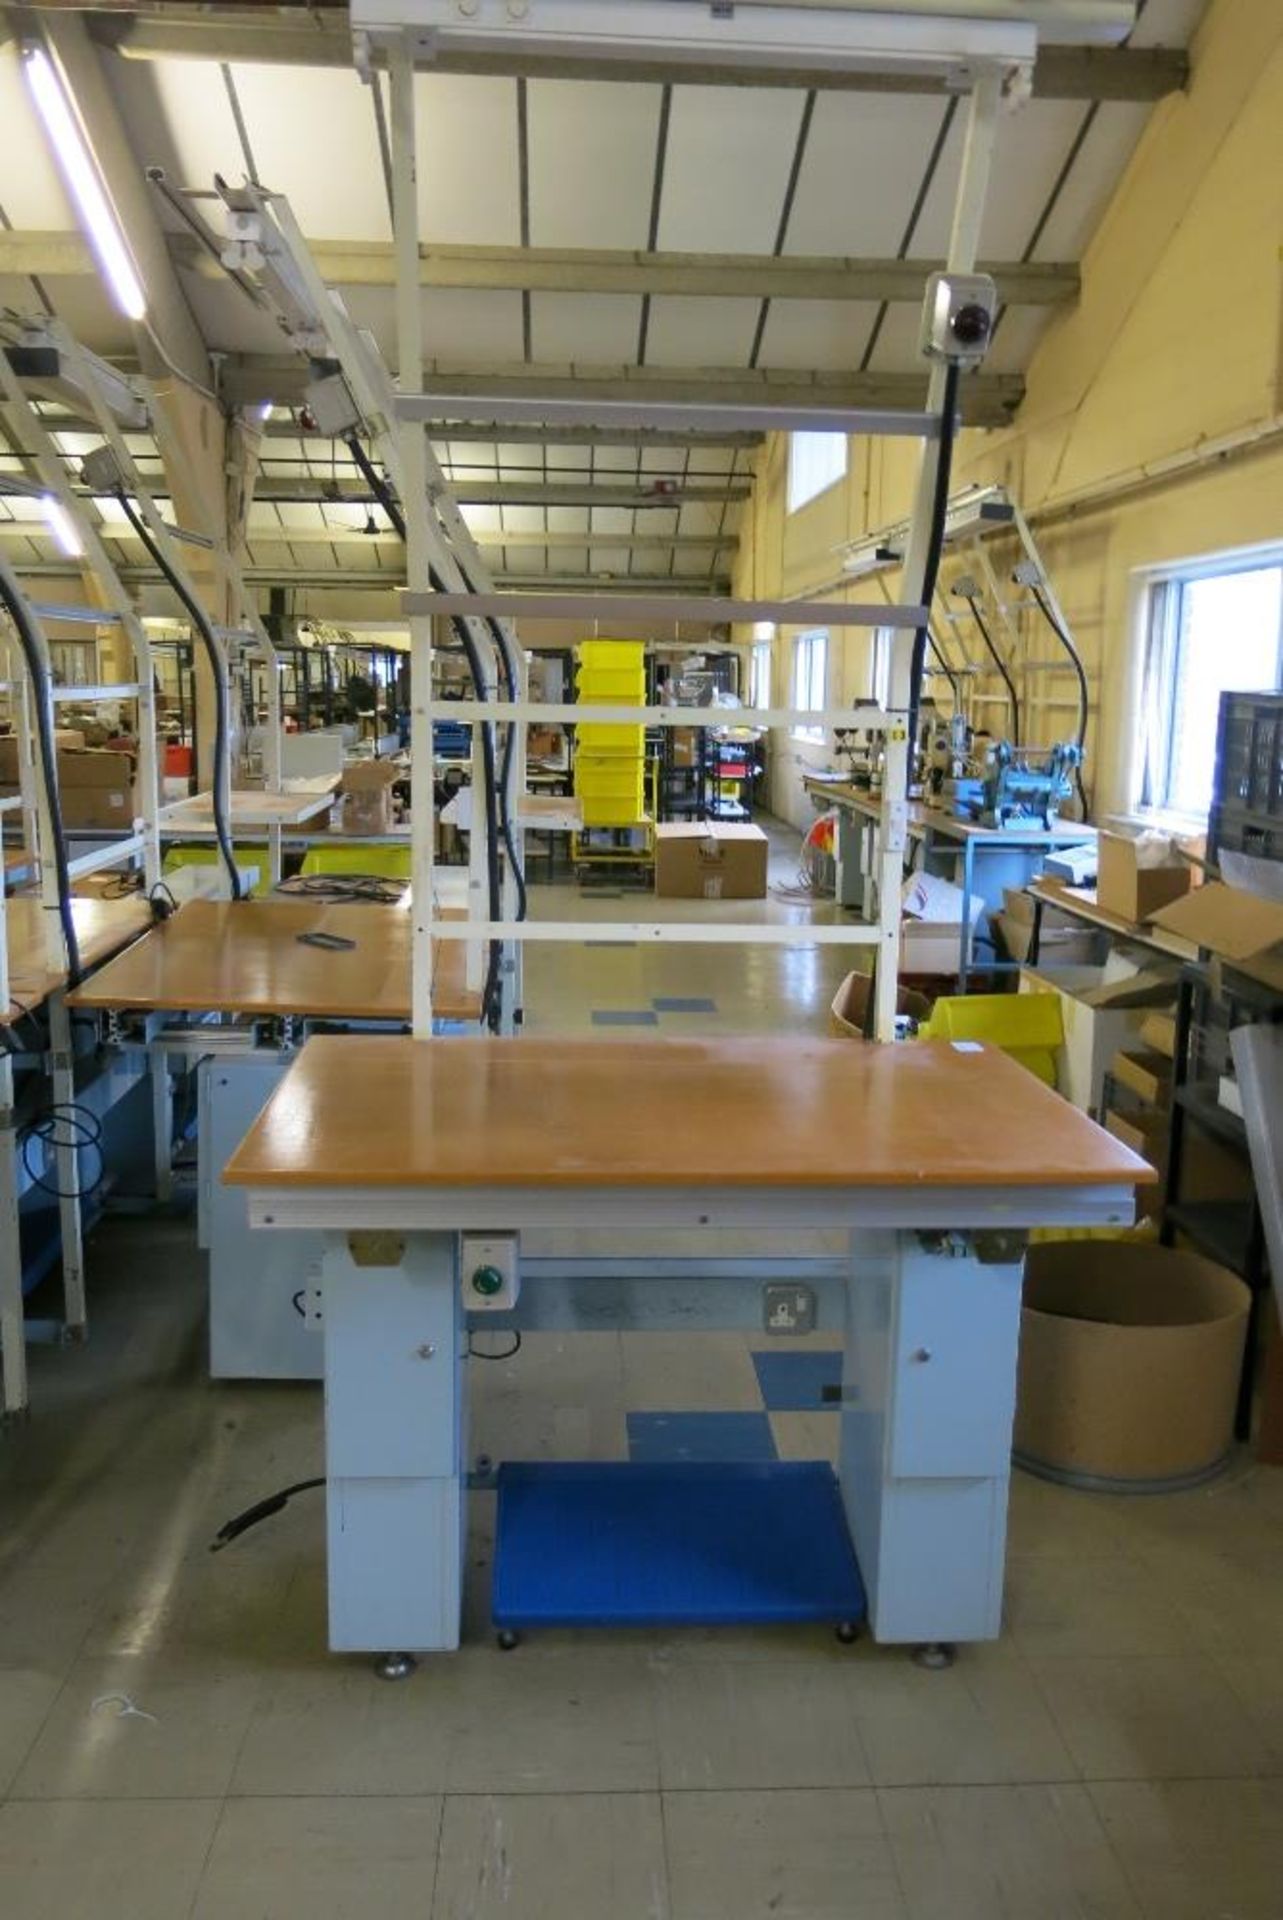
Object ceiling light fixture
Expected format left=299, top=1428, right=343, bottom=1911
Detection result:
left=22, top=45, right=147, bottom=323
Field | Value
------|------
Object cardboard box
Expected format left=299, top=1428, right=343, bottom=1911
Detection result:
left=1105, top=1107, right=1167, bottom=1218
left=996, top=912, right=1097, bottom=967
left=1151, top=877, right=1283, bottom=995
left=1003, top=886, right=1082, bottom=932
left=829, top=970, right=932, bottom=1039
left=0, top=729, right=85, bottom=784
left=671, top=727, right=699, bottom=768
left=1139, top=1010, right=1177, bottom=1059
left=339, top=759, right=399, bottom=836
left=57, top=748, right=134, bottom=788
left=1096, top=829, right=1192, bottom=924
left=654, top=821, right=767, bottom=900
left=899, top=871, right=986, bottom=976
left=1111, top=1047, right=1171, bottom=1109
left=59, top=784, right=135, bottom=829
left=1014, top=1243, right=1250, bottom=1488
left=1019, top=963, right=1156, bottom=1111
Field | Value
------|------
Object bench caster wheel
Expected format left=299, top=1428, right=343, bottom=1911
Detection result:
left=835, top=1620, right=861, bottom=1646
left=911, top=1641, right=955, bottom=1671
left=374, top=1651, right=417, bottom=1681
left=496, top=1629, right=521, bottom=1652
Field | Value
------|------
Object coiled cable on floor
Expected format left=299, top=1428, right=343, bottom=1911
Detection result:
left=20, top=1101, right=104, bottom=1201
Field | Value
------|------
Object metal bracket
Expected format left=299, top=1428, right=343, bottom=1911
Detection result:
left=347, top=1230, right=406, bottom=1269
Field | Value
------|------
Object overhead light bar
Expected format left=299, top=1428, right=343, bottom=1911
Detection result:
left=350, top=0, right=1064, bottom=76
left=40, top=494, right=85, bottom=559
left=841, top=484, right=1014, bottom=577
left=22, top=46, right=147, bottom=323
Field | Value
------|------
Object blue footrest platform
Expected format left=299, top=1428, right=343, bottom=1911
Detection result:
left=493, top=1460, right=865, bottom=1630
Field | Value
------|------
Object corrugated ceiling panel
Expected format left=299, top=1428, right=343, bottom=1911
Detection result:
left=978, top=100, right=1096, bottom=258
left=460, top=504, right=503, bottom=535
left=339, top=286, right=525, bottom=366
left=418, top=74, right=520, bottom=246
left=785, top=93, right=945, bottom=257
left=1030, top=104, right=1150, bottom=261
left=122, top=55, right=240, bottom=186
left=658, top=88, right=807, bottom=254
left=862, top=300, right=923, bottom=373
left=984, top=306, right=1054, bottom=378
left=643, top=295, right=759, bottom=366
left=232, top=66, right=389, bottom=239
left=1131, top=0, right=1207, bottom=46
left=758, top=300, right=883, bottom=371
left=528, top=79, right=660, bottom=248
left=531, top=291, right=641, bottom=363
left=0, top=47, right=77, bottom=228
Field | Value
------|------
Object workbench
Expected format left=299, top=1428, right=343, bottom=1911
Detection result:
left=805, top=776, right=1094, bottom=987
left=68, top=896, right=480, bottom=1380
left=1, top=891, right=158, bottom=1415
left=224, top=1033, right=1148, bottom=1666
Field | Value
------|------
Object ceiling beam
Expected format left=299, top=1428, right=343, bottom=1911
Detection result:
left=224, top=357, right=1023, bottom=427
left=0, top=522, right=735, bottom=554
left=0, top=232, right=1078, bottom=306
left=268, top=420, right=764, bottom=451
left=244, top=478, right=751, bottom=507
left=8, top=558, right=733, bottom=594
left=91, top=15, right=1187, bottom=100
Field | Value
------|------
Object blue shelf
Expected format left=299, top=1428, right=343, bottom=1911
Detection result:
left=493, top=1460, right=865, bottom=1631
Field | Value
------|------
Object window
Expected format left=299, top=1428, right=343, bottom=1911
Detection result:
left=749, top=638, right=772, bottom=712
left=791, top=629, right=829, bottom=742
left=870, top=628, right=894, bottom=708
left=1139, top=558, right=1283, bottom=820
left=787, top=432, right=847, bottom=515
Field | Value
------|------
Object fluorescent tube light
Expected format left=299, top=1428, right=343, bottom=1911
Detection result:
left=23, top=45, right=147, bottom=323
left=352, top=0, right=1045, bottom=73
left=41, top=494, right=84, bottom=559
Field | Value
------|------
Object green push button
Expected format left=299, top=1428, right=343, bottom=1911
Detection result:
left=472, top=1265, right=504, bottom=1298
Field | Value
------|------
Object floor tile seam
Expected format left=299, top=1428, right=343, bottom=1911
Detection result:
left=183, top=1794, right=232, bottom=1920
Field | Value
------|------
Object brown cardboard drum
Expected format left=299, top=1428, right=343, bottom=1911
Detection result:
left=1014, top=1243, right=1250, bottom=1491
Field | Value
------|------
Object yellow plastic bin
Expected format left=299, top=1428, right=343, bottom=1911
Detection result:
left=162, top=844, right=272, bottom=898
left=920, top=992, right=1063, bottom=1086
left=576, top=723, right=646, bottom=755
left=300, top=845, right=412, bottom=883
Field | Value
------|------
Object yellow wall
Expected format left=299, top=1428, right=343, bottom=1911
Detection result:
left=739, top=0, right=1283, bottom=829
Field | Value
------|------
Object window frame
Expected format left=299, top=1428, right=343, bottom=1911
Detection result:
left=1137, top=549, right=1283, bottom=824
left=791, top=628, right=830, bottom=744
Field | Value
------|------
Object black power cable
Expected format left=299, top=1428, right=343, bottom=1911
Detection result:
left=1028, top=580, right=1091, bottom=818
left=208, top=1477, right=325, bottom=1552
left=958, top=587, right=1022, bottom=747
left=906, top=358, right=962, bottom=769
left=113, top=492, right=243, bottom=902
left=0, top=559, right=82, bottom=984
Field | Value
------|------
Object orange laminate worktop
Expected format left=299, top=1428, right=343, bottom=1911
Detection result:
left=223, top=1032, right=1154, bottom=1192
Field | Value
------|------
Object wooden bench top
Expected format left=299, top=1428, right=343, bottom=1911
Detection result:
left=66, top=898, right=479, bottom=1023
left=223, top=1033, right=1153, bottom=1192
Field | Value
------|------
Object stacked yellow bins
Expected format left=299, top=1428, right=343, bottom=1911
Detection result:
left=574, top=640, right=646, bottom=827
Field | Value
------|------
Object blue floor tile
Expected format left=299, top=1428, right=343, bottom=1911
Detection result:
left=627, top=1411, right=778, bottom=1464
left=752, top=1351, right=842, bottom=1412
left=591, top=1009, right=659, bottom=1026
left=652, top=996, right=718, bottom=1014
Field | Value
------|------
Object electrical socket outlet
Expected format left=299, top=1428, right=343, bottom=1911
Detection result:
left=763, top=1283, right=816, bottom=1335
